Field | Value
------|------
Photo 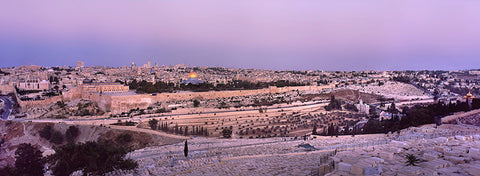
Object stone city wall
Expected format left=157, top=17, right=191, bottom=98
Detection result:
left=18, top=95, right=64, bottom=111
left=0, top=85, right=15, bottom=94
left=13, top=84, right=333, bottom=114
left=108, top=85, right=333, bottom=114
left=0, top=84, right=59, bottom=112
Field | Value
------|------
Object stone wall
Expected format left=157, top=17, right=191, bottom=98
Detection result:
left=18, top=95, right=64, bottom=111
left=14, top=84, right=333, bottom=114
left=0, top=85, right=15, bottom=94
left=107, top=85, right=333, bottom=114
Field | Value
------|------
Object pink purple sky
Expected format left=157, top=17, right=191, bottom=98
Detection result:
left=1, top=0, right=479, bottom=71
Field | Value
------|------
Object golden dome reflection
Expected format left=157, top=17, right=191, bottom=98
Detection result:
left=188, top=71, right=198, bottom=78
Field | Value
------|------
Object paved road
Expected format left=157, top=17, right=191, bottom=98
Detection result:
left=0, top=97, right=13, bottom=120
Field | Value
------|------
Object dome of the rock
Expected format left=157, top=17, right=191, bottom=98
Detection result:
left=188, top=71, right=198, bottom=78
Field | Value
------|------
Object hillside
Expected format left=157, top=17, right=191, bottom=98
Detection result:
left=0, top=121, right=183, bottom=168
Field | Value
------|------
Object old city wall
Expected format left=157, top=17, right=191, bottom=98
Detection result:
left=0, top=84, right=62, bottom=112
left=16, top=87, right=82, bottom=112
left=108, top=85, right=333, bottom=114
left=0, top=85, right=15, bottom=94
left=18, top=95, right=64, bottom=111
left=13, top=84, right=333, bottom=114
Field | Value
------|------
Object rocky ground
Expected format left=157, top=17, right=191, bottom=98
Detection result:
left=26, top=99, right=104, bottom=119
left=330, top=125, right=480, bottom=175
left=104, top=124, right=480, bottom=176
left=347, top=81, right=432, bottom=101
left=0, top=121, right=183, bottom=168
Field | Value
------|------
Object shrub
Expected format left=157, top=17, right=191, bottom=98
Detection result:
left=50, top=131, right=64, bottom=144
left=39, top=125, right=53, bottom=140
left=115, top=133, right=132, bottom=144
left=193, top=100, right=200, bottom=107
left=15, top=143, right=45, bottom=176
left=47, top=141, right=137, bottom=176
left=148, top=119, right=158, bottom=130
left=405, top=154, right=420, bottom=166
left=65, top=126, right=80, bottom=143
left=222, top=129, right=232, bottom=138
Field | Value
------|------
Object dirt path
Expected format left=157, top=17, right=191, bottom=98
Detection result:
left=108, top=125, right=188, bottom=140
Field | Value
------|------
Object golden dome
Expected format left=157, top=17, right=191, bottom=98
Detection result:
left=465, top=91, right=475, bottom=99
left=188, top=71, right=198, bottom=78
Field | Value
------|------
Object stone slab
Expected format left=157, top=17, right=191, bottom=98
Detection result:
left=469, top=148, right=480, bottom=160
left=444, top=156, right=465, bottom=164
left=364, top=166, right=379, bottom=175
left=467, top=164, right=480, bottom=176
left=379, top=152, right=394, bottom=160
left=338, top=162, right=352, bottom=172
left=455, top=135, right=466, bottom=141
left=434, top=146, right=448, bottom=154
left=350, top=164, right=364, bottom=175
left=421, top=159, right=451, bottom=169
left=423, top=152, right=440, bottom=161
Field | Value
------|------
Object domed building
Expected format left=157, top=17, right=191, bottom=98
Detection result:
left=188, top=72, right=198, bottom=79
left=464, top=91, right=475, bottom=108
left=182, top=71, right=204, bottom=85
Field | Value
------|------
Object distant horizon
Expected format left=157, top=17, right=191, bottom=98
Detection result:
left=2, top=1, right=480, bottom=71
left=2, top=62, right=479, bottom=72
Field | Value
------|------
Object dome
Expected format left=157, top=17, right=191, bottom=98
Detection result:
left=465, top=91, right=475, bottom=99
left=188, top=71, right=198, bottom=78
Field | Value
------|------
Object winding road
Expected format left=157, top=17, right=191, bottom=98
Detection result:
left=0, top=97, right=13, bottom=120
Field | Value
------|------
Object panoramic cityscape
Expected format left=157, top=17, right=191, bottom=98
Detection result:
left=1, top=1, right=480, bottom=176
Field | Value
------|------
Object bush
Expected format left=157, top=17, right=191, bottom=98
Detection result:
left=39, top=125, right=53, bottom=140
left=115, top=133, right=132, bottom=144
left=65, top=126, right=80, bottom=143
left=56, top=101, right=66, bottom=108
left=325, top=95, right=342, bottom=111
left=47, top=141, right=137, bottom=176
left=405, top=154, right=420, bottom=166
left=15, top=143, right=45, bottom=176
left=148, top=119, right=158, bottom=130
left=50, top=131, right=64, bottom=144
left=193, top=99, right=200, bottom=107
left=222, top=129, right=232, bottom=138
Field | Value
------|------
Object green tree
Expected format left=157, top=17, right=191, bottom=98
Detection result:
left=405, top=154, right=420, bottom=166
left=388, top=102, right=398, bottom=113
left=47, top=141, right=137, bottom=176
left=184, top=140, right=188, bottom=157
left=39, top=125, right=53, bottom=140
left=0, top=166, right=15, bottom=176
left=222, top=129, right=232, bottom=138
left=325, top=95, right=342, bottom=111
left=15, top=143, right=45, bottom=176
left=65, top=126, right=80, bottom=143
left=115, top=133, right=132, bottom=144
left=148, top=119, right=158, bottom=130
left=193, top=100, right=200, bottom=107
left=50, top=131, right=64, bottom=144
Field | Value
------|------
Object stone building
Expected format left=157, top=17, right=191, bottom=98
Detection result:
left=182, top=71, right=204, bottom=85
